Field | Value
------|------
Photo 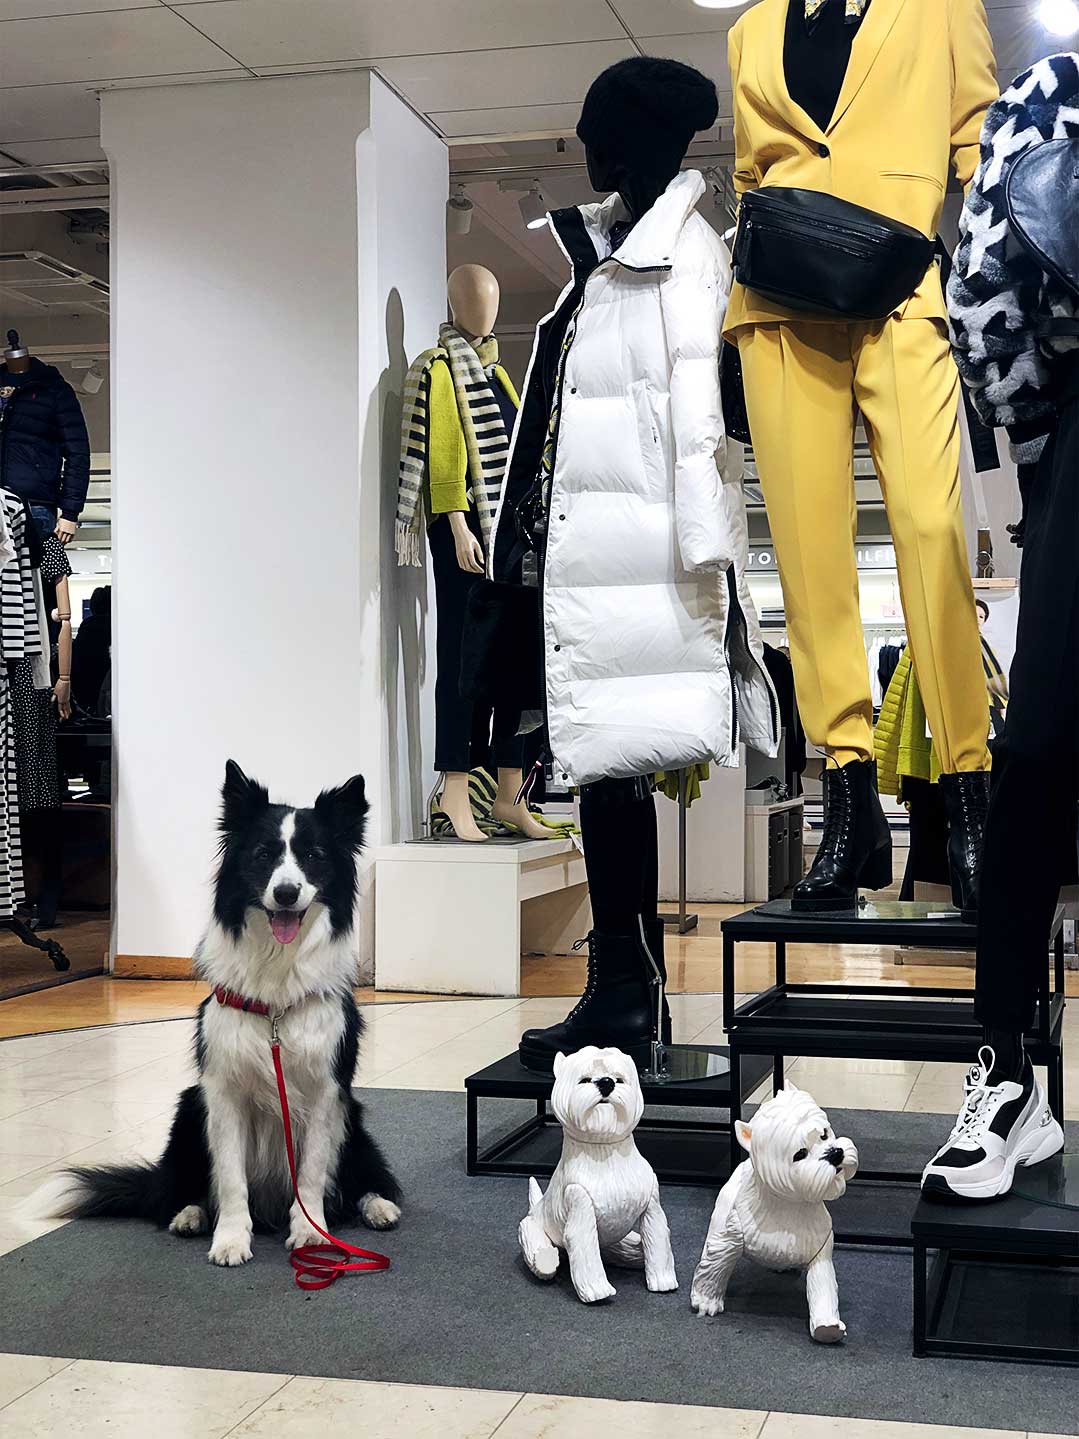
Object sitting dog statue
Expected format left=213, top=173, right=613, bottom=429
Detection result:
left=691, top=1086, right=858, bottom=1343
left=518, top=1047, right=678, bottom=1304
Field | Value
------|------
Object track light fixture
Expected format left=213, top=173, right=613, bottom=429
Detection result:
left=447, top=183, right=473, bottom=236
left=518, top=184, right=548, bottom=230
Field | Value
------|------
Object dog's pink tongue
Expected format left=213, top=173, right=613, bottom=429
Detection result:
left=270, top=911, right=302, bottom=945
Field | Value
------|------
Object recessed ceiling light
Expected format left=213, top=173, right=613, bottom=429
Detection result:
left=1039, top=0, right=1079, bottom=33
left=519, top=185, right=548, bottom=230
left=692, top=0, right=748, bottom=9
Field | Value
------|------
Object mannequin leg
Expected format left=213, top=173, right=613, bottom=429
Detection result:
left=489, top=708, right=549, bottom=839
left=738, top=323, right=871, bottom=764
left=852, top=317, right=990, bottom=775
left=428, top=514, right=487, bottom=842
left=579, top=777, right=658, bottom=930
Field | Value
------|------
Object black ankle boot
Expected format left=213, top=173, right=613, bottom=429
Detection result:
left=518, top=928, right=657, bottom=1073
left=791, top=758, right=892, bottom=912
left=938, top=771, right=989, bottom=921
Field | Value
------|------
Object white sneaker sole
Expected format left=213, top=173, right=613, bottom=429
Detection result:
left=922, top=1113, right=1066, bottom=1201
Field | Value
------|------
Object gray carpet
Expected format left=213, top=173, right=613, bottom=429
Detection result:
left=1, top=1091, right=1077, bottom=1435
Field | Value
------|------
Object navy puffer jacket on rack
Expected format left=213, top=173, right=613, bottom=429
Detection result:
left=0, top=357, right=91, bottom=519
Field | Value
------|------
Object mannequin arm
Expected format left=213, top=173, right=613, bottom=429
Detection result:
left=948, top=0, right=998, bottom=190
left=448, top=510, right=484, bottom=575
left=727, top=25, right=757, bottom=196
left=52, top=575, right=72, bottom=721
left=427, top=359, right=469, bottom=515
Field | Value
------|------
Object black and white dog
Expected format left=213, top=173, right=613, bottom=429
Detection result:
left=37, top=760, right=401, bottom=1266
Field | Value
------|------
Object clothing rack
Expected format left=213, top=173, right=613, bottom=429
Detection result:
left=660, top=769, right=698, bottom=936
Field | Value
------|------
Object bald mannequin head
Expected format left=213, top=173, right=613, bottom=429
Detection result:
left=448, top=264, right=499, bottom=341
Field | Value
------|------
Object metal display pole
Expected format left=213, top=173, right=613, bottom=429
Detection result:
left=661, top=769, right=698, bottom=935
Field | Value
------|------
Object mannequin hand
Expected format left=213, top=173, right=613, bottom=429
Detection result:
left=56, top=518, right=77, bottom=545
left=448, top=512, right=484, bottom=575
left=52, top=679, right=72, bottom=722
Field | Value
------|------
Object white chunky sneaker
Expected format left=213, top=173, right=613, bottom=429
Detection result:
left=921, top=1046, right=1064, bottom=1202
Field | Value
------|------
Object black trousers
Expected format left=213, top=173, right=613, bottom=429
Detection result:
left=579, top=777, right=659, bottom=934
left=976, top=387, right=1079, bottom=1031
left=429, top=510, right=523, bottom=775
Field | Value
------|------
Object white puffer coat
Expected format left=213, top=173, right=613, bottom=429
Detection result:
left=490, top=169, right=778, bottom=787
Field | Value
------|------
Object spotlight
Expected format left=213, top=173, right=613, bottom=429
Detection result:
left=692, top=0, right=749, bottom=8
left=1039, top=0, right=1079, bottom=33
left=80, top=363, right=104, bottom=395
left=447, top=183, right=473, bottom=236
left=519, top=185, right=548, bottom=230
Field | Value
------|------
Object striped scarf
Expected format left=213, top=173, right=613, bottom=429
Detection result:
left=395, top=325, right=510, bottom=568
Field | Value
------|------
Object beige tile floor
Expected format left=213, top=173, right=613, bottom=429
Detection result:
left=0, top=997, right=1075, bottom=1438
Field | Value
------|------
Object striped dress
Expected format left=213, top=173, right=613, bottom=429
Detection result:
left=0, top=493, right=47, bottom=917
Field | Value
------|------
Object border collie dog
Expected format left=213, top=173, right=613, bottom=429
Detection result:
left=39, top=760, right=401, bottom=1266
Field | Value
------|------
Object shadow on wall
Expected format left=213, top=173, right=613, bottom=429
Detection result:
left=380, top=286, right=429, bottom=842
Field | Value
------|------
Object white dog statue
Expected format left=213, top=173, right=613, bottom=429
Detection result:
left=518, top=1046, right=678, bottom=1304
left=691, top=1086, right=858, bottom=1343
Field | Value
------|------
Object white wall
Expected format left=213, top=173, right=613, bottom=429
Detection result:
left=104, top=72, right=446, bottom=970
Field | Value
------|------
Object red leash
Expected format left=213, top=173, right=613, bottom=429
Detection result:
left=270, top=1027, right=391, bottom=1291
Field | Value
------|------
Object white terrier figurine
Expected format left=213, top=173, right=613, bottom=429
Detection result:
left=518, top=1047, right=678, bottom=1304
left=691, top=1086, right=858, bottom=1343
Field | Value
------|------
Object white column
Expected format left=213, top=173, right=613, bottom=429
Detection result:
left=103, top=73, right=446, bottom=973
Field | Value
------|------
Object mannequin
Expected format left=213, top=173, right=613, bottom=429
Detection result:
left=726, top=0, right=997, bottom=916
left=1, top=330, right=88, bottom=547
left=483, top=57, right=777, bottom=1071
left=397, top=266, right=548, bottom=843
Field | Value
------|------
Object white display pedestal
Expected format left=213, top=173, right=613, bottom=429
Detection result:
left=374, top=838, right=591, bottom=997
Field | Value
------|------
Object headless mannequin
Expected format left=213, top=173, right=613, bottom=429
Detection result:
left=438, top=266, right=548, bottom=843
left=1, top=332, right=77, bottom=546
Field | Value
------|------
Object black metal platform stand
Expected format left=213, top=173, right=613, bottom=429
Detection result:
left=722, top=899, right=1067, bottom=1245
left=2, top=915, right=69, bottom=973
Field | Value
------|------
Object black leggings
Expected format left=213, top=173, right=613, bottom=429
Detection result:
left=429, top=510, right=523, bottom=775
left=579, top=776, right=658, bottom=934
left=976, top=389, right=1079, bottom=1032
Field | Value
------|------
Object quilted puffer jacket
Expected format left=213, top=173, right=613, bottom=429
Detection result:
left=489, top=169, right=778, bottom=786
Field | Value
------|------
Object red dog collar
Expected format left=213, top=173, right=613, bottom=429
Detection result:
left=213, top=985, right=272, bottom=1017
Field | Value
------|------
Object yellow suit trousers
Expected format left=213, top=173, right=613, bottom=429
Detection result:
left=738, top=316, right=990, bottom=774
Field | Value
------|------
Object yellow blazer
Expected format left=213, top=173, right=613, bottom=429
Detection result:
left=725, top=0, right=997, bottom=336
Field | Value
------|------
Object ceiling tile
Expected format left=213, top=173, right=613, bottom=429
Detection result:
left=0, top=1, right=158, bottom=18
left=645, top=32, right=732, bottom=94
left=376, top=39, right=636, bottom=114
left=432, top=101, right=583, bottom=139
left=173, top=0, right=625, bottom=68
left=613, top=0, right=752, bottom=40
left=0, top=82, right=101, bottom=145
left=0, top=9, right=240, bottom=88
left=0, top=135, right=106, bottom=164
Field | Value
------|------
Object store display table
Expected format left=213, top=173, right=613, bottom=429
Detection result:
left=374, top=836, right=590, bottom=996
left=723, top=900, right=1066, bottom=1172
left=464, top=1047, right=771, bottom=1188
left=913, top=1168, right=1079, bottom=1366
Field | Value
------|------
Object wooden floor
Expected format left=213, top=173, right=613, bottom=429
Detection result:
left=2, top=899, right=1074, bottom=1040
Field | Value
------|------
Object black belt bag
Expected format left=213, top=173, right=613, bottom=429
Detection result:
left=733, top=187, right=936, bottom=321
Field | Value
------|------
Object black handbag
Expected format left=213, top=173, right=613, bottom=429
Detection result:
left=733, top=186, right=936, bottom=321
left=1006, top=137, right=1079, bottom=314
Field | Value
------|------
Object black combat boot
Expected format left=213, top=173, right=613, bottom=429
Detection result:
left=518, top=925, right=669, bottom=1074
left=938, top=770, right=990, bottom=921
left=792, top=758, right=892, bottom=912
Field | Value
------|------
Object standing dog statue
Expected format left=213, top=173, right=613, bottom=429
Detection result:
left=691, top=1086, right=858, bottom=1343
left=519, top=1047, right=677, bottom=1303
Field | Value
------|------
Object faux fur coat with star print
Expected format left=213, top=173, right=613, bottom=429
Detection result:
left=947, top=51, right=1079, bottom=460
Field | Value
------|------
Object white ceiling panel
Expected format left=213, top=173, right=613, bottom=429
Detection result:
left=645, top=32, right=732, bottom=96
left=172, top=0, right=625, bottom=69
left=0, top=8, right=239, bottom=88
left=432, top=102, right=584, bottom=140
left=0, top=134, right=106, bottom=163
left=0, top=0, right=159, bottom=18
left=376, top=39, right=635, bottom=114
left=612, top=0, right=752, bottom=40
left=0, top=81, right=100, bottom=144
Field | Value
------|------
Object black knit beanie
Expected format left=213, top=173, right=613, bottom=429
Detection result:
left=576, top=57, right=719, bottom=179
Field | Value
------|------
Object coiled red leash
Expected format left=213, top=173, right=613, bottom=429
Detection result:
left=270, top=1024, right=391, bottom=1291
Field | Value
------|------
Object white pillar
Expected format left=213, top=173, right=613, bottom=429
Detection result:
left=103, top=73, right=446, bottom=974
